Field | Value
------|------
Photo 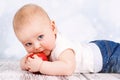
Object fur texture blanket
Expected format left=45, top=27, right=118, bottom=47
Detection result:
left=0, top=60, right=84, bottom=80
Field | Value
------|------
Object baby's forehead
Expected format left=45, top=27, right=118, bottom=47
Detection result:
left=14, top=5, right=50, bottom=28
left=16, top=4, right=49, bottom=20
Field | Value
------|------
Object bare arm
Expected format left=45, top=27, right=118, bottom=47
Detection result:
left=40, top=49, right=76, bottom=75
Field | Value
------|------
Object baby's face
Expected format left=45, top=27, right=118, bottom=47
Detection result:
left=16, top=18, right=56, bottom=56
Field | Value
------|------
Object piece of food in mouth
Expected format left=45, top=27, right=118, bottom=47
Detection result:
left=28, top=52, right=48, bottom=61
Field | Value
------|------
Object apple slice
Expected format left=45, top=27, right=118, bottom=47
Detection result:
left=28, top=52, right=48, bottom=61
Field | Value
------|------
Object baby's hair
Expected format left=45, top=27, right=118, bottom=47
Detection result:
left=13, top=4, right=50, bottom=32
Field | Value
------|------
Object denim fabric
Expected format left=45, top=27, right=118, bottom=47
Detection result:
left=91, top=40, right=120, bottom=73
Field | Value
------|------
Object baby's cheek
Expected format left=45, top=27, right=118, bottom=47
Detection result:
left=45, top=45, right=53, bottom=50
left=42, top=40, right=55, bottom=50
left=26, top=48, right=34, bottom=53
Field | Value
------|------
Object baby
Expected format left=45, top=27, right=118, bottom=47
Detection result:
left=13, top=4, right=120, bottom=75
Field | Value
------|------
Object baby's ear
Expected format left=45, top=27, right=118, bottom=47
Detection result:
left=51, top=20, right=57, bottom=34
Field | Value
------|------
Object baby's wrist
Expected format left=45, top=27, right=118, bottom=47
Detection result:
left=39, top=61, right=44, bottom=73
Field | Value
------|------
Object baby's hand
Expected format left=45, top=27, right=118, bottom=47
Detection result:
left=20, top=55, right=30, bottom=71
left=26, top=55, right=43, bottom=72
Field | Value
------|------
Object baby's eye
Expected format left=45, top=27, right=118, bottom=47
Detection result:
left=25, top=43, right=32, bottom=47
left=38, top=35, right=44, bottom=40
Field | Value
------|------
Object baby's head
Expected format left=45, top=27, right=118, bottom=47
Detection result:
left=13, top=4, right=57, bottom=55
left=13, top=4, right=53, bottom=37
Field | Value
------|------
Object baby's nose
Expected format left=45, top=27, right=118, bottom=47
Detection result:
left=34, top=42, right=41, bottom=50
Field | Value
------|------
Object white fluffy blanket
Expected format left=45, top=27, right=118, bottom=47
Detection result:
left=0, top=60, right=84, bottom=80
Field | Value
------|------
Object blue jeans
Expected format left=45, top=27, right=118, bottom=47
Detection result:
left=91, top=40, right=120, bottom=73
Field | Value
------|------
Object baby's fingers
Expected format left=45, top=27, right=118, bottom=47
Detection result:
left=33, top=55, right=40, bottom=59
left=28, top=68, right=35, bottom=72
left=27, top=57, right=33, bottom=62
left=26, top=59, right=32, bottom=67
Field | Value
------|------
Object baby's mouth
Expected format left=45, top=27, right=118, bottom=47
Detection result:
left=34, top=51, right=43, bottom=54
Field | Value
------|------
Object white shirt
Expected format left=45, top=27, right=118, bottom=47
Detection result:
left=50, top=33, right=103, bottom=73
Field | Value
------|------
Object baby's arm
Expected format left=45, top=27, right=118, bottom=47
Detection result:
left=40, top=49, right=76, bottom=75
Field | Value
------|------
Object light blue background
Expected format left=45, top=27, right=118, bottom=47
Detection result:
left=0, top=0, right=120, bottom=60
